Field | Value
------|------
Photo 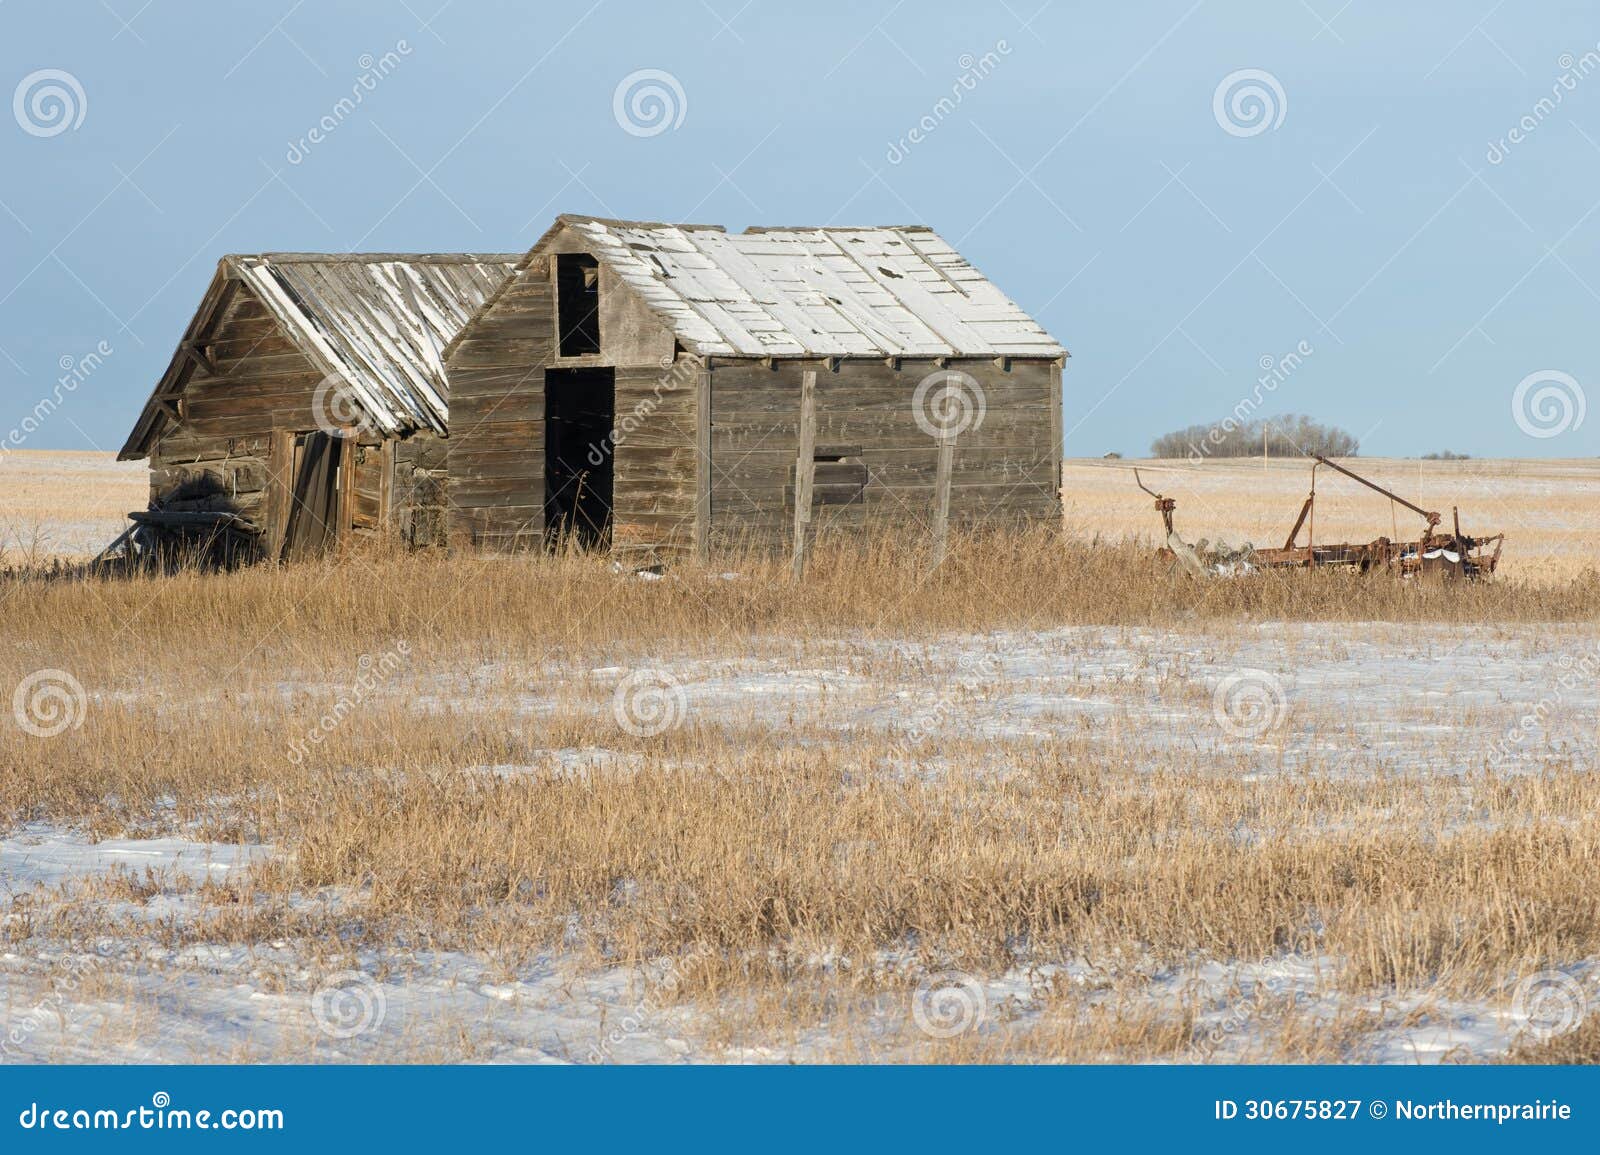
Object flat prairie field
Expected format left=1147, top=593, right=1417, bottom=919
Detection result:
left=1063, top=456, right=1598, bottom=583
left=1, top=453, right=1598, bottom=1063
left=0, top=450, right=146, bottom=561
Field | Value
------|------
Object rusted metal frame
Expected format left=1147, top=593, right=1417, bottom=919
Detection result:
left=1312, top=454, right=1440, bottom=531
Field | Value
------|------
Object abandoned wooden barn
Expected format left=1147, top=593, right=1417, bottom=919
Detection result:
left=117, top=252, right=518, bottom=560
left=443, top=215, right=1067, bottom=559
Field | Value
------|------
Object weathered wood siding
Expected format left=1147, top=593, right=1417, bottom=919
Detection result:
left=445, top=224, right=693, bottom=557
left=146, top=283, right=320, bottom=534
left=444, top=252, right=555, bottom=551
left=145, top=279, right=441, bottom=548
left=706, top=358, right=1060, bottom=549
left=393, top=433, right=449, bottom=547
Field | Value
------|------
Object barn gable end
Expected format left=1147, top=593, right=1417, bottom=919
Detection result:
left=119, top=252, right=517, bottom=559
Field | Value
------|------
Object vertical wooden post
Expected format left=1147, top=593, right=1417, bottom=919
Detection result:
left=337, top=435, right=358, bottom=547
left=791, top=369, right=817, bottom=582
left=932, top=433, right=954, bottom=567
left=1049, top=359, right=1064, bottom=520
left=695, top=362, right=712, bottom=561
left=377, top=439, right=395, bottom=539
left=265, top=429, right=294, bottom=561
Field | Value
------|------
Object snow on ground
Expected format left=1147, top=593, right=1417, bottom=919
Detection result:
left=1, top=823, right=270, bottom=891
left=4, top=621, right=1597, bottom=1062
left=432, top=622, right=1596, bottom=778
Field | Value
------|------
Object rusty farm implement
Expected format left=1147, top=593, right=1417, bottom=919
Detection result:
left=1135, top=455, right=1505, bottom=581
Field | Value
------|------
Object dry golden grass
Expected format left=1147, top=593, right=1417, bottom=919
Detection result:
left=1064, top=456, right=1599, bottom=583
left=3, top=530, right=1598, bottom=1062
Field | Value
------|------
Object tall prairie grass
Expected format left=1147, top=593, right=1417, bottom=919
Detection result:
left=3, top=529, right=1598, bottom=1061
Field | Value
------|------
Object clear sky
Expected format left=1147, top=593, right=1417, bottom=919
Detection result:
left=1, top=0, right=1597, bottom=459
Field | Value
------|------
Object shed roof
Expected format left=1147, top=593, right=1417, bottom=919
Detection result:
left=119, top=252, right=520, bottom=459
left=522, top=215, right=1066, bottom=360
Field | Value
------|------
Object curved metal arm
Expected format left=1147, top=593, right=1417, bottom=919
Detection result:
left=1311, top=454, right=1441, bottom=530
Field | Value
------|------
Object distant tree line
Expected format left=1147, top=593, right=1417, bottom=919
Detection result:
left=1150, top=414, right=1359, bottom=460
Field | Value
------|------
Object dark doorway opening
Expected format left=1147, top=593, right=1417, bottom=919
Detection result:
left=544, top=367, right=615, bottom=549
left=556, top=253, right=601, bottom=356
left=281, top=430, right=344, bottom=561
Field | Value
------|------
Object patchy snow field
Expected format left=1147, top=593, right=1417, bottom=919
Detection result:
left=4, top=620, right=1598, bottom=1063
left=0, top=450, right=145, bottom=560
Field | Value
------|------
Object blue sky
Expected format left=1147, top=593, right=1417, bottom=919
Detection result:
left=1, top=0, right=1597, bottom=458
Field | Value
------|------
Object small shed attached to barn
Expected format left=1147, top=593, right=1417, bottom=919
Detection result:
left=118, top=252, right=518, bottom=560
left=443, top=215, right=1066, bottom=560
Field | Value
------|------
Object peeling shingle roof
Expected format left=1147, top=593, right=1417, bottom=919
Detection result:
left=561, top=217, right=1065, bottom=359
left=120, top=253, right=519, bottom=459
left=233, top=254, right=518, bottom=437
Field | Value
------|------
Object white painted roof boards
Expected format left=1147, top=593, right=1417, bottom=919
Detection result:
left=565, top=218, right=1065, bottom=360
